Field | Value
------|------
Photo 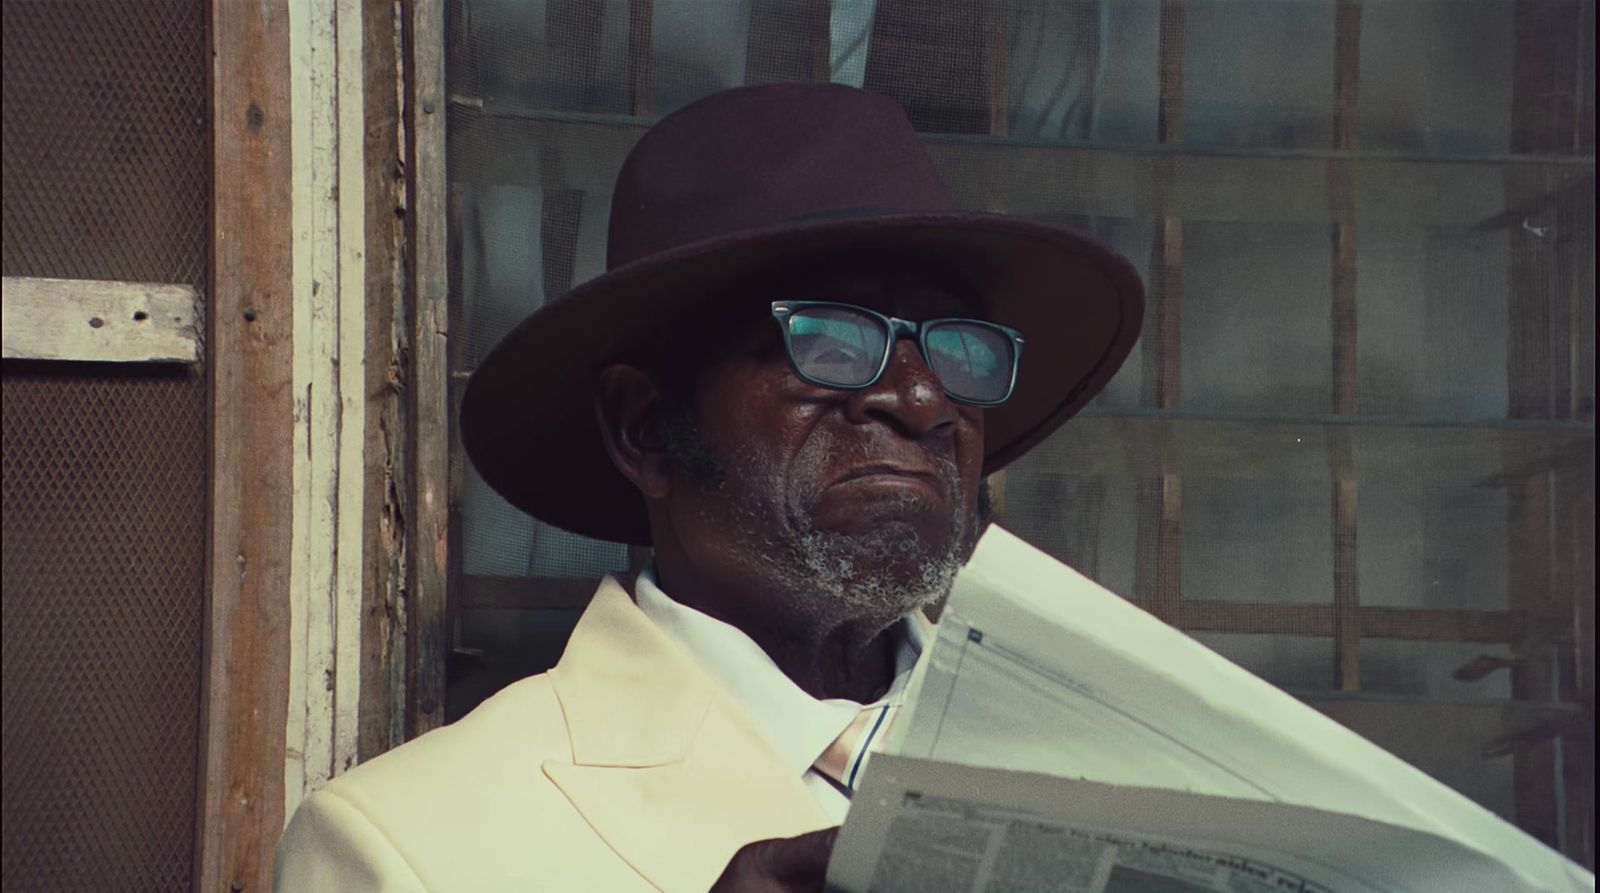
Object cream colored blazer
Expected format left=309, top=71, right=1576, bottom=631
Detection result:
left=273, top=576, right=835, bottom=892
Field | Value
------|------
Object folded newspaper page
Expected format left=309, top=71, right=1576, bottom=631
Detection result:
left=825, top=525, right=1594, bottom=893
left=829, top=754, right=1536, bottom=893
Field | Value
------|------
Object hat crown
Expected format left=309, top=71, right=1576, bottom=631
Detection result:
left=606, top=83, right=956, bottom=270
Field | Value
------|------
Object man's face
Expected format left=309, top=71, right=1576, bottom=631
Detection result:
left=659, top=263, right=988, bottom=627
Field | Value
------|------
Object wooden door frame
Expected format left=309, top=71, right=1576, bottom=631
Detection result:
left=196, top=0, right=443, bottom=888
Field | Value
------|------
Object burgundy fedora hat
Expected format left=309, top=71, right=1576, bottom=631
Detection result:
left=461, top=83, right=1144, bottom=545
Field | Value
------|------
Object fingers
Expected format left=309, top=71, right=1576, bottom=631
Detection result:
left=761, top=827, right=839, bottom=883
left=711, top=826, right=841, bottom=893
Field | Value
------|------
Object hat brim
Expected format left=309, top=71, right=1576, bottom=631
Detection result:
left=461, top=211, right=1144, bottom=545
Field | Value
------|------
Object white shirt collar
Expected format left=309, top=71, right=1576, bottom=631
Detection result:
left=633, top=567, right=924, bottom=780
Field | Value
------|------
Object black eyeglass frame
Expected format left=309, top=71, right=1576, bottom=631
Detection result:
left=769, top=300, right=1026, bottom=406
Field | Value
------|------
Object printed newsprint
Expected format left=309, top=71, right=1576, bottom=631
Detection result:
left=825, top=526, right=1595, bottom=893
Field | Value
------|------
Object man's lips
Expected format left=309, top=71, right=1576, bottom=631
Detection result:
left=829, top=463, right=943, bottom=490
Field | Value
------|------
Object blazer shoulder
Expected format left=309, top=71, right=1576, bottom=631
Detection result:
left=280, top=673, right=635, bottom=891
left=275, top=786, right=427, bottom=892
left=329, top=671, right=569, bottom=799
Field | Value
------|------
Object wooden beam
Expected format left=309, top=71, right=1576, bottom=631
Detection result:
left=279, top=0, right=374, bottom=817
left=1155, top=0, right=1186, bottom=145
left=1135, top=0, right=1186, bottom=626
left=627, top=0, right=653, bottom=117
left=460, top=575, right=605, bottom=611
left=197, top=0, right=295, bottom=889
left=446, top=182, right=468, bottom=664
left=359, top=0, right=410, bottom=764
left=449, top=107, right=1584, bottom=228
left=1, top=276, right=198, bottom=363
left=1329, top=0, right=1363, bottom=693
left=1501, top=0, right=1582, bottom=851
left=1330, top=470, right=1361, bottom=688
left=405, top=0, right=450, bottom=738
left=810, top=0, right=832, bottom=82
left=1173, top=601, right=1525, bottom=644
left=1148, top=215, right=1184, bottom=409
left=1563, top=459, right=1596, bottom=867
left=983, top=0, right=1009, bottom=138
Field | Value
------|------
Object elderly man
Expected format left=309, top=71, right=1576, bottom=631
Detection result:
left=274, top=83, right=1141, bottom=892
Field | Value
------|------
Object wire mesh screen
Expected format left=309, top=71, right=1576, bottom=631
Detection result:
left=446, top=0, right=1595, bottom=859
left=0, top=1, right=210, bottom=890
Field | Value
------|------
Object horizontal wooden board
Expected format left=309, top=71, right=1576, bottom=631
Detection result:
left=447, top=104, right=1594, bottom=228
left=1, top=276, right=198, bottom=363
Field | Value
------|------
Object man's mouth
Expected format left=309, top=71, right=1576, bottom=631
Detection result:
left=830, top=462, right=942, bottom=488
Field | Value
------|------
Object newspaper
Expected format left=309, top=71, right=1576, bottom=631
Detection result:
left=825, top=525, right=1595, bottom=893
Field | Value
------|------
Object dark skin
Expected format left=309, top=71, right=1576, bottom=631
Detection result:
left=595, top=264, right=989, bottom=890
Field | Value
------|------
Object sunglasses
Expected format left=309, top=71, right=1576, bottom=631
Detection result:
left=770, top=301, right=1025, bottom=406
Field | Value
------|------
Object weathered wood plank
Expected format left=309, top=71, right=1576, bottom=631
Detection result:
left=196, top=0, right=295, bottom=889
left=406, top=0, right=450, bottom=737
left=809, top=0, right=832, bottom=82
left=1135, top=2, right=1186, bottom=626
left=461, top=575, right=606, bottom=611
left=358, top=0, right=409, bottom=764
left=627, top=0, right=653, bottom=117
left=0, top=276, right=198, bottom=363
left=284, top=0, right=347, bottom=819
left=281, top=0, right=373, bottom=818
left=1328, top=0, right=1362, bottom=693
left=1500, top=0, right=1578, bottom=850
left=448, top=107, right=1585, bottom=228
left=1174, top=601, right=1524, bottom=644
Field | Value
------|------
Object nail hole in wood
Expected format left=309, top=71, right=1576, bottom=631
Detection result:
left=88, top=317, right=105, bottom=328
left=133, top=310, right=149, bottom=321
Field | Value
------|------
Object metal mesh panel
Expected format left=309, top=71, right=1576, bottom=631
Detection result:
left=447, top=0, right=1595, bottom=857
left=1, top=1, right=210, bottom=890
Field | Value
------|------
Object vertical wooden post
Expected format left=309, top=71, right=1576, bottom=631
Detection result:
left=628, top=0, right=654, bottom=117
left=809, top=0, right=833, bottom=82
left=199, top=2, right=295, bottom=890
left=445, top=182, right=467, bottom=664
left=1501, top=0, right=1581, bottom=849
left=1566, top=458, right=1596, bottom=867
left=405, top=0, right=450, bottom=739
left=1155, top=0, right=1185, bottom=146
left=983, top=0, right=1010, bottom=138
left=360, top=0, right=410, bottom=762
left=980, top=0, right=1012, bottom=514
left=1328, top=0, right=1362, bottom=692
left=1135, top=0, right=1185, bottom=624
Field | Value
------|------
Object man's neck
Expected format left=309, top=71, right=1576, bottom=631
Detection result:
left=648, top=561, right=902, bottom=702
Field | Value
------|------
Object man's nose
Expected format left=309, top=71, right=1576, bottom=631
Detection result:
left=843, top=339, right=959, bottom=436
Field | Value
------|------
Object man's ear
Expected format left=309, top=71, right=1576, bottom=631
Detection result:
left=595, top=364, right=673, bottom=500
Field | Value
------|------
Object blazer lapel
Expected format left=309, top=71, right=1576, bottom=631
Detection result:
left=543, top=577, right=833, bottom=893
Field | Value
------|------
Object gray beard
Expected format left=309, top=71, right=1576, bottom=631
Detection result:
left=727, top=456, right=975, bottom=627
left=660, top=402, right=979, bottom=625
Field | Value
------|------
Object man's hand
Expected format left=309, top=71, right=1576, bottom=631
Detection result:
left=710, top=827, right=840, bottom=893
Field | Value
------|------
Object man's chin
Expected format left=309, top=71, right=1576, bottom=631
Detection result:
left=807, top=494, right=956, bottom=541
left=795, top=522, right=966, bottom=617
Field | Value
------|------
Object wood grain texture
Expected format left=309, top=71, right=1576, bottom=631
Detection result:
left=359, top=0, right=409, bottom=764
left=1, top=276, right=198, bottom=363
left=197, top=0, right=295, bottom=889
left=627, top=0, right=653, bottom=117
left=809, top=0, right=832, bottom=82
left=1175, top=601, right=1524, bottom=644
left=1328, top=0, right=1362, bottom=693
left=405, top=0, right=450, bottom=738
left=1135, top=6, right=1185, bottom=626
left=1501, top=0, right=1577, bottom=848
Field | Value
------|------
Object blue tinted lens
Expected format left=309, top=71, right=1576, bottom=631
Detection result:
left=925, top=323, right=1013, bottom=402
left=787, top=306, right=887, bottom=386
